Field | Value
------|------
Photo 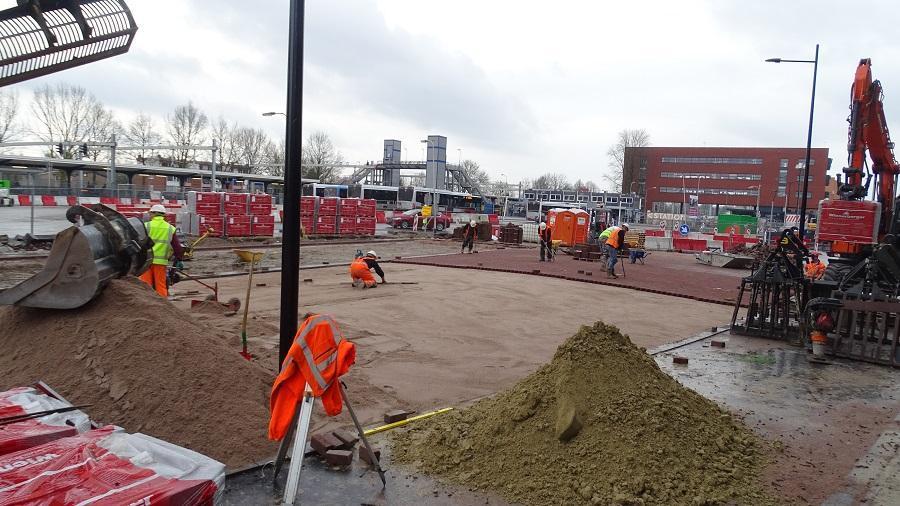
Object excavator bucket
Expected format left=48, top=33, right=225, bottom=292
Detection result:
left=0, top=204, right=151, bottom=309
left=0, top=0, right=138, bottom=88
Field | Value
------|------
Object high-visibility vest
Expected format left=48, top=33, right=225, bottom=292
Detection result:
left=606, top=226, right=623, bottom=249
left=144, top=216, right=175, bottom=265
left=598, top=226, right=616, bottom=239
left=350, top=257, right=370, bottom=277
left=805, top=261, right=825, bottom=279
left=268, top=314, right=357, bottom=440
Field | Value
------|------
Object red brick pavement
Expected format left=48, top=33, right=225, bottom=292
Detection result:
left=394, top=247, right=748, bottom=306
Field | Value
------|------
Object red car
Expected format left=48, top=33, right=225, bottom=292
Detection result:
left=390, top=209, right=451, bottom=231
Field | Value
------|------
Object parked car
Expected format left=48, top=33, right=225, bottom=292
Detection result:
left=390, top=209, right=451, bottom=231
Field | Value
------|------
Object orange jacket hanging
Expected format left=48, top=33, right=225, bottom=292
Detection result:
left=268, top=314, right=357, bottom=441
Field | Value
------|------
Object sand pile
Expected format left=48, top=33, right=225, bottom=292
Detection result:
left=392, top=322, right=771, bottom=505
left=0, top=277, right=277, bottom=468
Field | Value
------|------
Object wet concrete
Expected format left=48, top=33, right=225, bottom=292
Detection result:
left=223, top=441, right=512, bottom=505
left=655, top=334, right=900, bottom=505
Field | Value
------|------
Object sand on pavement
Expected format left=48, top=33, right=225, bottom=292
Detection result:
left=171, top=263, right=732, bottom=435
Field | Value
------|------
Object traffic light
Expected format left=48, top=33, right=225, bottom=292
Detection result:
left=80, top=143, right=88, bottom=157
left=55, top=143, right=63, bottom=156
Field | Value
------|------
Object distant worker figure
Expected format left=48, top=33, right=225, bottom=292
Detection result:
left=139, top=204, right=183, bottom=297
left=461, top=220, right=477, bottom=254
left=779, top=226, right=810, bottom=278
left=804, top=252, right=826, bottom=281
left=604, top=223, right=629, bottom=279
left=539, top=222, right=553, bottom=261
left=350, top=250, right=385, bottom=288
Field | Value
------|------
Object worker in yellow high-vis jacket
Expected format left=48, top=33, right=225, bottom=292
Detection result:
left=139, top=204, right=183, bottom=297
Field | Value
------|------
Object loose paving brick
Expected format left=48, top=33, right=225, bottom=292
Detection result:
left=360, top=447, right=382, bottom=466
left=325, top=449, right=353, bottom=466
left=310, top=432, right=343, bottom=456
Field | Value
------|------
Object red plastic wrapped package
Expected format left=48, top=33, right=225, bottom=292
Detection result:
left=0, top=388, right=91, bottom=457
left=0, top=426, right=225, bottom=505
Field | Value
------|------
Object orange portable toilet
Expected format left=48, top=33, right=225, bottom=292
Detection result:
left=546, top=208, right=590, bottom=246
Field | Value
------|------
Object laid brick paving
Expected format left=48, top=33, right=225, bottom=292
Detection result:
left=395, top=246, right=747, bottom=306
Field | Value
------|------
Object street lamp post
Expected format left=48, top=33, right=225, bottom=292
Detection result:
left=500, top=172, right=509, bottom=217
left=766, top=43, right=819, bottom=238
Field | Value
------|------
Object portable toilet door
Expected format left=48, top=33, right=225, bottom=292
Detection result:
left=571, top=209, right=590, bottom=244
left=548, top=208, right=576, bottom=246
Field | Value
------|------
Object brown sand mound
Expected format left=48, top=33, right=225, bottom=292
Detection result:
left=392, top=322, right=772, bottom=505
left=0, top=277, right=277, bottom=469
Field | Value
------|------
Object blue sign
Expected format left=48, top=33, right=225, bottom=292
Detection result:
left=679, top=224, right=690, bottom=235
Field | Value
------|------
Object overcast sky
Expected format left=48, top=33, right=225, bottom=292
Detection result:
left=6, top=0, right=900, bottom=188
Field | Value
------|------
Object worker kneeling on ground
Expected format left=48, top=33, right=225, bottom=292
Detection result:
left=604, top=223, right=628, bottom=278
left=350, top=250, right=385, bottom=288
left=805, top=251, right=826, bottom=280
left=139, top=204, right=183, bottom=297
left=461, top=220, right=477, bottom=254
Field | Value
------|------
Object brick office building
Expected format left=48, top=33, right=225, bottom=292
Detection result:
left=624, top=146, right=830, bottom=220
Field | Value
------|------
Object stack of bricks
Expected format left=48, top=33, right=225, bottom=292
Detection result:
left=223, top=193, right=251, bottom=238
left=338, top=199, right=358, bottom=235
left=249, top=194, right=275, bottom=236
left=316, top=197, right=339, bottom=235
left=357, top=198, right=376, bottom=236
left=301, top=196, right=317, bottom=235
left=185, top=191, right=224, bottom=237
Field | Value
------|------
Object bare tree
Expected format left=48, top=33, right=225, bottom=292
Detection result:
left=573, top=179, right=599, bottom=192
left=210, top=117, right=240, bottom=170
left=459, top=159, right=491, bottom=187
left=301, top=131, right=343, bottom=183
left=85, top=103, right=121, bottom=161
left=605, top=128, right=650, bottom=192
left=166, top=101, right=208, bottom=167
left=533, top=172, right=572, bottom=190
left=234, top=127, right=270, bottom=173
left=261, top=138, right=285, bottom=176
left=31, top=83, right=100, bottom=158
left=0, top=90, right=19, bottom=144
left=124, top=113, right=162, bottom=163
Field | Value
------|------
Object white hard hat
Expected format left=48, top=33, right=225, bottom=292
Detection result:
left=539, top=222, right=547, bottom=230
left=150, top=204, right=166, bottom=214
left=365, top=250, right=377, bottom=258
left=470, top=220, right=476, bottom=227
left=622, top=223, right=630, bottom=229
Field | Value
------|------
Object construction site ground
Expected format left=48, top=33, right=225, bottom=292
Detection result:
left=394, top=246, right=746, bottom=306
left=3, top=236, right=899, bottom=504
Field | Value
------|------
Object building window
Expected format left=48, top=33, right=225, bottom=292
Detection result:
left=620, top=197, right=633, bottom=205
left=795, top=175, right=814, bottom=182
left=539, top=194, right=549, bottom=201
left=659, top=171, right=762, bottom=181
left=660, top=156, right=763, bottom=165
left=564, top=194, right=575, bottom=201
left=605, top=196, right=618, bottom=204
left=577, top=195, right=586, bottom=202
left=780, top=159, right=789, bottom=168
left=549, top=194, right=561, bottom=201
left=590, top=195, right=601, bottom=202
left=524, top=192, right=535, bottom=200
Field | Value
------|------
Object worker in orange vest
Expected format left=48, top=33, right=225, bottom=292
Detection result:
left=350, top=250, right=385, bottom=288
left=604, top=223, right=628, bottom=278
left=804, top=252, right=826, bottom=280
left=269, top=314, right=357, bottom=440
left=539, top=222, right=553, bottom=261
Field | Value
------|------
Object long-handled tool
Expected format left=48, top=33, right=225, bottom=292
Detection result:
left=235, top=249, right=264, bottom=360
left=0, top=404, right=92, bottom=426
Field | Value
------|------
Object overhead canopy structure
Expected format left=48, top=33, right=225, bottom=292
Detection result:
left=0, top=0, right=138, bottom=87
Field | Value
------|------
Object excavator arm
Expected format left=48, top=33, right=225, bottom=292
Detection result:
left=841, top=58, right=900, bottom=238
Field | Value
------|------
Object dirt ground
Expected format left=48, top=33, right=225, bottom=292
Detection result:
left=183, top=238, right=493, bottom=275
left=170, top=263, right=733, bottom=437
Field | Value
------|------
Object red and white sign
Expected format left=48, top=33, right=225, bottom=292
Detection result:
left=816, top=200, right=880, bottom=244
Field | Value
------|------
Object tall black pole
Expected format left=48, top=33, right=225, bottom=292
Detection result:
left=279, top=0, right=304, bottom=366
left=799, top=43, right=818, bottom=239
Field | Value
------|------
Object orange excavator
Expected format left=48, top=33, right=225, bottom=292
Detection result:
left=803, top=58, right=900, bottom=367
left=816, top=58, right=900, bottom=291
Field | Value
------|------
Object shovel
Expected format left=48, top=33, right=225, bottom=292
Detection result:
left=235, top=249, right=264, bottom=360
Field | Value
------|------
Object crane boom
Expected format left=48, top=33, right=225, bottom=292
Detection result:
left=841, top=58, right=900, bottom=238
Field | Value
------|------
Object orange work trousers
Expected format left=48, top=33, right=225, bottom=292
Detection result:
left=350, top=263, right=376, bottom=288
left=140, top=264, right=169, bottom=297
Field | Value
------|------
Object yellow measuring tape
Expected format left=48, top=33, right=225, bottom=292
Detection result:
left=363, top=407, right=454, bottom=436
